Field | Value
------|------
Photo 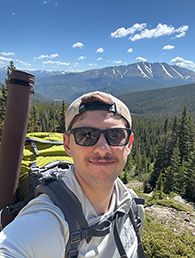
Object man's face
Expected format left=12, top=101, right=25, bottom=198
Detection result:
left=63, top=110, right=133, bottom=191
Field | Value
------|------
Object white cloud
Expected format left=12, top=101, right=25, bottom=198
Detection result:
left=127, top=48, right=133, bottom=53
left=36, top=53, right=58, bottom=60
left=72, top=42, right=84, bottom=49
left=1, top=52, right=15, bottom=56
left=15, top=59, right=31, bottom=66
left=96, top=47, right=104, bottom=53
left=88, top=63, right=97, bottom=66
left=0, top=56, right=12, bottom=61
left=136, top=57, right=147, bottom=62
left=111, top=23, right=189, bottom=42
left=170, top=57, right=195, bottom=69
left=113, top=60, right=123, bottom=64
left=42, top=60, right=70, bottom=65
left=130, top=24, right=188, bottom=41
left=78, top=56, right=86, bottom=60
left=163, top=45, right=175, bottom=50
left=73, top=63, right=79, bottom=67
left=97, top=57, right=102, bottom=61
left=12, top=13, right=16, bottom=15
left=0, top=61, right=4, bottom=64
left=174, top=25, right=189, bottom=38
left=111, top=23, right=147, bottom=38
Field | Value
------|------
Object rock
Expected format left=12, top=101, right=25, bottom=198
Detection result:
left=173, top=195, right=188, bottom=204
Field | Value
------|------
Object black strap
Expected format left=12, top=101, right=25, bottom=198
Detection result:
left=128, top=207, right=146, bottom=258
left=9, top=78, right=30, bottom=87
left=113, top=212, right=128, bottom=258
left=113, top=197, right=146, bottom=258
left=36, top=180, right=85, bottom=258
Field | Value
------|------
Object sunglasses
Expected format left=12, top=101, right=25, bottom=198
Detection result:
left=68, top=127, right=132, bottom=147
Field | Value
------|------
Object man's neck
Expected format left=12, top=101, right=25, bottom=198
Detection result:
left=84, top=186, right=114, bottom=216
left=76, top=173, right=114, bottom=215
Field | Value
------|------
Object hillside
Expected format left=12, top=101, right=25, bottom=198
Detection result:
left=118, top=83, right=195, bottom=116
left=31, top=92, right=61, bottom=105
left=31, top=82, right=195, bottom=118
left=70, top=80, right=170, bottom=101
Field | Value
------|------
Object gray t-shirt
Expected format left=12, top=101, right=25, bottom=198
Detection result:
left=0, top=166, right=145, bottom=258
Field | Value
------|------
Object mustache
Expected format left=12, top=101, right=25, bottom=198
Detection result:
left=85, top=154, right=119, bottom=163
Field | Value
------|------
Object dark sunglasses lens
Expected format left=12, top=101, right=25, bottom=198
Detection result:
left=74, top=128, right=99, bottom=146
left=107, top=128, right=129, bottom=146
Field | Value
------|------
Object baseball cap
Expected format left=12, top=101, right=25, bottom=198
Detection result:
left=65, top=91, right=132, bottom=131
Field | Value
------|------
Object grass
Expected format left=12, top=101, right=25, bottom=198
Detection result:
left=142, top=215, right=195, bottom=258
left=130, top=185, right=195, bottom=257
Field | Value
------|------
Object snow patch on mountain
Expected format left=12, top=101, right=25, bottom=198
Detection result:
left=137, top=63, right=149, bottom=78
left=170, top=65, right=184, bottom=79
left=160, top=63, right=174, bottom=78
left=143, top=63, right=153, bottom=78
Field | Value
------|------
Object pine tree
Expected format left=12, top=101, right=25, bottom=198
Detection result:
left=51, top=102, right=56, bottom=132
left=149, top=118, right=169, bottom=188
left=152, top=171, right=166, bottom=200
left=167, top=116, right=178, bottom=166
left=56, top=99, right=67, bottom=133
left=164, top=138, right=181, bottom=194
left=122, top=167, right=130, bottom=184
left=28, top=105, right=40, bottom=132
left=174, top=158, right=186, bottom=195
left=183, top=150, right=195, bottom=201
left=135, top=152, right=142, bottom=176
left=125, top=153, right=133, bottom=173
left=141, top=151, right=148, bottom=174
left=178, top=106, right=194, bottom=163
left=0, top=61, right=16, bottom=140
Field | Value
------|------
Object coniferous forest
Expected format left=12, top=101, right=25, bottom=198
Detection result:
left=1, top=62, right=195, bottom=257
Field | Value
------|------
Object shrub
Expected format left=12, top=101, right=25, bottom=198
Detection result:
left=142, top=215, right=195, bottom=257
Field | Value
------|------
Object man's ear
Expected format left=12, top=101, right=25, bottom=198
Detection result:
left=63, top=133, right=72, bottom=157
left=127, top=132, right=134, bottom=154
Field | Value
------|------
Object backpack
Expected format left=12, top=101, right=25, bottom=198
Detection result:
left=0, top=132, right=146, bottom=258
left=16, top=132, right=73, bottom=203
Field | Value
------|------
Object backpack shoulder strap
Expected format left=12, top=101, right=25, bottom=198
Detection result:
left=129, top=197, right=146, bottom=258
left=112, top=196, right=146, bottom=258
left=35, top=178, right=112, bottom=258
left=35, top=178, right=89, bottom=258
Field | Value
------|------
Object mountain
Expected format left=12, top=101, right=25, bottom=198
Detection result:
left=1, top=62, right=195, bottom=101
left=0, top=67, right=7, bottom=82
left=0, top=67, right=65, bottom=82
left=33, top=62, right=195, bottom=100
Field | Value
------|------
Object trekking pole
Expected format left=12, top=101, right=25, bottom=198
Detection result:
left=0, top=70, right=35, bottom=228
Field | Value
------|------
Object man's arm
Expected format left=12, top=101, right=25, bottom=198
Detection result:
left=0, top=194, right=69, bottom=258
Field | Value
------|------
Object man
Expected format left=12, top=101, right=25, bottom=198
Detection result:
left=0, top=91, right=145, bottom=258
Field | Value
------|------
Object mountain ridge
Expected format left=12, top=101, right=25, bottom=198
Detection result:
left=1, top=62, right=195, bottom=101
left=33, top=62, right=195, bottom=100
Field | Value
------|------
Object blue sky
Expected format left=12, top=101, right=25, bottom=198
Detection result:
left=1, top=0, right=195, bottom=72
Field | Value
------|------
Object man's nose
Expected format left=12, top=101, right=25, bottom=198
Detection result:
left=93, top=134, right=111, bottom=155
